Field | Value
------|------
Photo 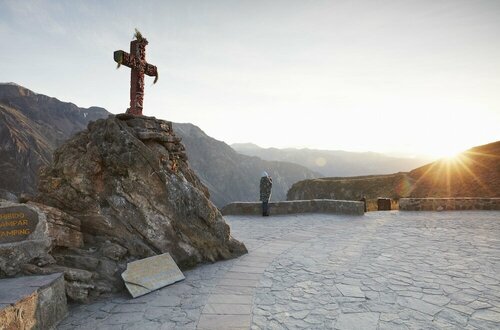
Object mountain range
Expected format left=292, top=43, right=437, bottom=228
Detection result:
left=232, top=143, right=432, bottom=177
left=4, top=83, right=496, bottom=209
left=173, top=123, right=319, bottom=206
left=288, top=141, right=500, bottom=206
left=0, top=83, right=108, bottom=196
left=0, top=83, right=318, bottom=207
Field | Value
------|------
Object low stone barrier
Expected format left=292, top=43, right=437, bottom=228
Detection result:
left=221, top=199, right=365, bottom=216
left=0, top=273, right=67, bottom=329
left=399, top=198, right=500, bottom=211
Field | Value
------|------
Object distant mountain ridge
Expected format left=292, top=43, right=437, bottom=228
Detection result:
left=0, top=83, right=109, bottom=195
left=173, top=123, right=320, bottom=207
left=0, top=83, right=318, bottom=207
left=288, top=141, right=500, bottom=203
left=232, top=143, right=431, bottom=177
left=0, top=83, right=109, bottom=141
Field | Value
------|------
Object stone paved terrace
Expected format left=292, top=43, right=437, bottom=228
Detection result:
left=58, top=211, right=500, bottom=329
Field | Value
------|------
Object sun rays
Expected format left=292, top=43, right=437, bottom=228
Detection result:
left=409, top=149, right=497, bottom=198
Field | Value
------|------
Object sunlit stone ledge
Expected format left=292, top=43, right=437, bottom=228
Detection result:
left=221, top=199, right=365, bottom=216
left=0, top=273, right=67, bottom=329
left=399, top=198, right=500, bottom=211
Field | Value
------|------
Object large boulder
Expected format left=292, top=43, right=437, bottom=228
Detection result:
left=34, top=114, right=246, bottom=298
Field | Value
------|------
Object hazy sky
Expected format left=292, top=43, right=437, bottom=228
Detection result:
left=1, top=0, right=499, bottom=158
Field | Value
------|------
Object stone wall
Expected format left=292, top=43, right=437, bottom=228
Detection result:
left=221, top=199, right=365, bottom=216
left=399, top=198, right=500, bottom=211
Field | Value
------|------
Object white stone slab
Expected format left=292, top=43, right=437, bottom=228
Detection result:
left=336, top=284, right=365, bottom=298
left=121, top=253, right=185, bottom=298
left=335, top=312, right=379, bottom=330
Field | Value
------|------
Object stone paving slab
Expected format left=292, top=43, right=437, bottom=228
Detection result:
left=58, top=211, right=500, bottom=329
left=203, top=303, right=252, bottom=315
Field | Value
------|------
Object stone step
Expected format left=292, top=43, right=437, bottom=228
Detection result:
left=0, top=273, right=67, bottom=329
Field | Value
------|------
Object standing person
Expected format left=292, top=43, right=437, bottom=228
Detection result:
left=260, top=172, right=273, bottom=216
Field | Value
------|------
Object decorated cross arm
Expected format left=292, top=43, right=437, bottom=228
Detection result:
left=114, top=50, right=130, bottom=69
left=145, top=63, right=159, bottom=84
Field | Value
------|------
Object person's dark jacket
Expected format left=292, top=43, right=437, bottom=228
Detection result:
left=260, top=176, right=272, bottom=202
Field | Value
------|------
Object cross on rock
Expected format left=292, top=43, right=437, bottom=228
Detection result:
left=114, top=29, right=158, bottom=116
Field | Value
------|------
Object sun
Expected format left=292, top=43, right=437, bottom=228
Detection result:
left=441, top=150, right=463, bottom=161
left=428, top=144, right=466, bottom=160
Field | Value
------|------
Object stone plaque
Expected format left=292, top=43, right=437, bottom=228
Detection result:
left=0, top=206, right=38, bottom=244
left=121, top=253, right=185, bottom=298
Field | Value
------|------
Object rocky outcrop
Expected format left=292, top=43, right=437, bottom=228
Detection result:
left=34, top=114, right=246, bottom=300
left=287, top=173, right=413, bottom=202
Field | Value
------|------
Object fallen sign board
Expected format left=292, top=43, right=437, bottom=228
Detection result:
left=121, top=253, right=185, bottom=298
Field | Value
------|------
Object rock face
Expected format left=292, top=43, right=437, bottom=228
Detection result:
left=35, top=114, right=247, bottom=299
left=287, top=173, right=413, bottom=202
